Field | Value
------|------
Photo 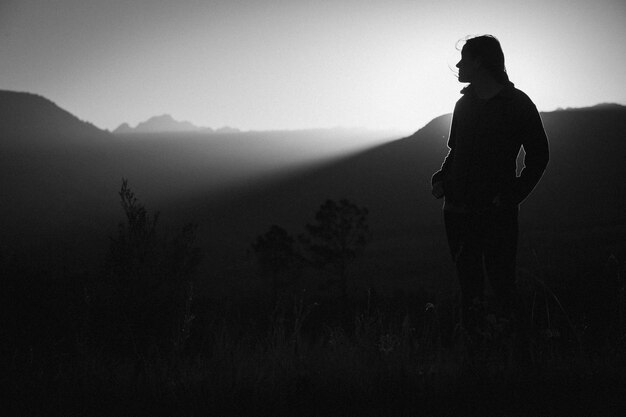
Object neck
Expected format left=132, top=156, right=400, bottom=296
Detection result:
left=471, top=73, right=504, bottom=99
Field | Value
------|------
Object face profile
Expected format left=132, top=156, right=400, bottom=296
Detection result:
left=456, top=50, right=480, bottom=83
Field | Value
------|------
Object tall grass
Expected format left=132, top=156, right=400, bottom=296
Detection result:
left=4, top=277, right=626, bottom=417
left=3, top=184, right=625, bottom=416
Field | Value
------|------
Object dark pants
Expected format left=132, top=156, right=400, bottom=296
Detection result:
left=444, top=206, right=519, bottom=333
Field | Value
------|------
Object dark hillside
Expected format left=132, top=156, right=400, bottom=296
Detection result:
left=524, top=106, right=626, bottom=228
left=0, top=90, right=110, bottom=146
left=185, top=105, right=626, bottom=292
left=0, top=91, right=118, bottom=254
left=195, top=104, right=626, bottom=236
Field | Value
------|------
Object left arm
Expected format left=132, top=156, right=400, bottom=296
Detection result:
left=504, top=102, right=550, bottom=205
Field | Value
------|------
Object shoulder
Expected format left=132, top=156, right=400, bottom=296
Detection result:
left=506, top=86, right=537, bottom=110
left=498, top=86, right=539, bottom=123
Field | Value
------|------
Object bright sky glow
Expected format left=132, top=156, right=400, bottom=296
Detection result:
left=1, top=0, right=625, bottom=132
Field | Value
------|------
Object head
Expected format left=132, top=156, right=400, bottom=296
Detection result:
left=456, top=35, right=509, bottom=84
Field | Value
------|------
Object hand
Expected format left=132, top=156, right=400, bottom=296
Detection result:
left=492, top=195, right=502, bottom=207
left=432, top=181, right=444, bottom=199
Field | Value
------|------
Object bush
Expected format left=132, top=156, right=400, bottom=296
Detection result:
left=300, top=199, right=370, bottom=298
left=93, top=179, right=201, bottom=358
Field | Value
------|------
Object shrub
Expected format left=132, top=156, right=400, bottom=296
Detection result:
left=96, top=179, right=201, bottom=358
left=252, top=225, right=304, bottom=304
left=300, top=199, right=370, bottom=299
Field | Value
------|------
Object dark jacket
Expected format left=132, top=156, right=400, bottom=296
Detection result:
left=432, top=82, right=549, bottom=209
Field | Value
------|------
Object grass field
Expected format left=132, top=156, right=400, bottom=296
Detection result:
left=3, top=250, right=626, bottom=416
left=3, top=185, right=626, bottom=416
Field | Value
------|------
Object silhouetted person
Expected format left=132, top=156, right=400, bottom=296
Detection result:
left=431, top=35, right=549, bottom=345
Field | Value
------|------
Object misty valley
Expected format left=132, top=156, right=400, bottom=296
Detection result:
left=2, top=91, right=626, bottom=415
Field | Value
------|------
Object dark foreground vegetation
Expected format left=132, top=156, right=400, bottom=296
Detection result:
left=2, top=183, right=626, bottom=417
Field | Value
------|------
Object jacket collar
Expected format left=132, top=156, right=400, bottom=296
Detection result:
left=460, top=81, right=516, bottom=99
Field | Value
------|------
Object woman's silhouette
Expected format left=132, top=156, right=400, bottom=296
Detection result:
left=431, top=35, right=549, bottom=344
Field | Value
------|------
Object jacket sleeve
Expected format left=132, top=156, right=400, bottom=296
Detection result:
left=505, top=101, right=549, bottom=205
left=431, top=109, right=457, bottom=186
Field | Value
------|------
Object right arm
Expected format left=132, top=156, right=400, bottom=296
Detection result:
left=431, top=108, right=457, bottom=196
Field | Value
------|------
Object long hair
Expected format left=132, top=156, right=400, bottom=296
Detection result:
left=460, top=35, right=510, bottom=85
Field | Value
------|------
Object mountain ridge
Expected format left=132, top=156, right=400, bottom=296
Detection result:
left=184, top=102, right=626, bottom=242
left=175, top=102, right=626, bottom=290
left=113, top=114, right=240, bottom=135
left=0, top=90, right=111, bottom=145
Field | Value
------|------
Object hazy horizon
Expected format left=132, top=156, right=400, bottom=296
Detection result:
left=109, top=112, right=412, bottom=134
left=2, top=0, right=626, bottom=132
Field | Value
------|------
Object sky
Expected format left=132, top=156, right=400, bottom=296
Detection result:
left=2, top=0, right=625, bottom=132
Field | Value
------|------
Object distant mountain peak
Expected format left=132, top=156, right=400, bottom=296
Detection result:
left=215, top=126, right=240, bottom=134
left=152, top=114, right=175, bottom=121
left=113, top=114, right=241, bottom=135
left=112, top=114, right=204, bottom=134
left=113, top=122, right=133, bottom=134
left=554, top=102, right=625, bottom=112
left=588, top=103, right=625, bottom=110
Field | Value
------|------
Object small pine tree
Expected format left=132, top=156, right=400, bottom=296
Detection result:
left=252, top=225, right=303, bottom=304
left=300, top=199, right=370, bottom=299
